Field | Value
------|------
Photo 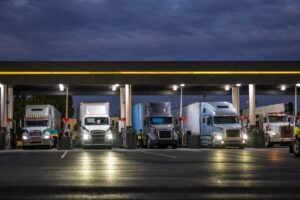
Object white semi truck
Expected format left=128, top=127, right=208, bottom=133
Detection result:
left=174, top=102, right=247, bottom=148
left=78, top=102, right=113, bottom=148
left=242, top=103, right=293, bottom=147
left=22, top=105, right=61, bottom=149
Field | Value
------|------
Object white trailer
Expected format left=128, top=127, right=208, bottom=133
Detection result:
left=242, top=103, right=293, bottom=147
left=22, top=105, right=61, bottom=148
left=78, top=102, right=113, bottom=148
left=173, top=102, right=247, bottom=148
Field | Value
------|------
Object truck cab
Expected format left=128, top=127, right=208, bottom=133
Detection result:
left=200, top=102, right=246, bottom=148
left=262, top=113, right=293, bottom=147
left=143, top=102, right=178, bottom=149
left=78, top=103, right=113, bottom=148
left=22, top=105, right=61, bottom=149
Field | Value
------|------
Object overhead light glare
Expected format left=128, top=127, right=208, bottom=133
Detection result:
left=236, top=83, right=242, bottom=87
left=173, top=85, right=178, bottom=91
left=281, top=85, right=286, bottom=91
left=296, top=83, right=300, bottom=87
left=225, top=85, right=230, bottom=91
left=180, top=83, right=185, bottom=87
left=58, top=83, right=65, bottom=91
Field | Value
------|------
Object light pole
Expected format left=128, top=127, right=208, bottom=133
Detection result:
left=295, top=83, right=300, bottom=121
left=179, top=84, right=185, bottom=130
left=66, top=86, right=69, bottom=119
left=59, top=83, right=69, bottom=131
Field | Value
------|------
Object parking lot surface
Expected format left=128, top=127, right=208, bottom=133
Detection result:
left=0, top=147, right=299, bottom=199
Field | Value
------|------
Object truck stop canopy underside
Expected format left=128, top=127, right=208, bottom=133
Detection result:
left=0, top=61, right=299, bottom=95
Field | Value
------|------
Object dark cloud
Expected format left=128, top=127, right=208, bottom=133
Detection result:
left=0, top=0, right=299, bottom=60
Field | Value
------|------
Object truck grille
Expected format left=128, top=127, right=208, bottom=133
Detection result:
left=29, top=130, right=42, bottom=137
left=91, top=131, right=106, bottom=144
left=91, top=130, right=106, bottom=135
left=226, top=129, right=240, bottom=138
left=280, top=126, right=293, bottom=138
left=159, top=131, right=172, bottom=139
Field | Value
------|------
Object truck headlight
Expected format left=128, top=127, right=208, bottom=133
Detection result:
left=43, top=131, right=50, bottom=139
left=216, top=134, right=223, bottom=141
left=270, top=132, right=279, bottom=137
left=83, top=133, right=90, bottom=140
left=22, top=135, right=28, bottom=140
left=107, top=133, right=113, bottom=140
left=243, top=133, right=248, bottom=140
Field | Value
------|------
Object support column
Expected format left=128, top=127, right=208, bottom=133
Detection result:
left=0, top=84, right=8, bottom=150
left=232, top=86, right=239, bottom=114
left=125, top=84, right=132, bottom=127
left=1, top=84, right=7, bottom=130
left=249, top=84, right=256, bottom=126
left=120, top=86, right=126, bottom=129
left=295, top=86, right=298, bottom=118
left=7, top=87, right=13, bottom=149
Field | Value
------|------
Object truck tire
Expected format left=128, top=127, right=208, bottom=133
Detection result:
left=147, top=137, right=152, bottom=149
left=265, top=136, right=273, bottom=147
left=293, top=139, right=300, bottom=157
left=172, top=144, right=177, bottom=149
left=239, top=145, right=244, bottom=149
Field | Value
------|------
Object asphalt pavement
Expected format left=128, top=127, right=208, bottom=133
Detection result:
left=0, top=147, right=299, bottom=199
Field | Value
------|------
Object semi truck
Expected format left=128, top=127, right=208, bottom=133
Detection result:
left=241, top=103, right=293, bottom=147
left=78, top=102, right=113, bottom=148
left=22, top=105, right=61, bottom=149
left=132, top=102, right=178, bottom=148
left=174, top=102, right=247, bottom=148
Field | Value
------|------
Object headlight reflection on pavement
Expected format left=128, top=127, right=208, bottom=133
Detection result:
left=104, top=151, right=117, bottom=183
left=80, top=152, right=92, bottom=182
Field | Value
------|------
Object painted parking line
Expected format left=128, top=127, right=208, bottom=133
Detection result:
left=60, top=151, right=68, bottom=159
left=137, top=150, right=176, bottom=159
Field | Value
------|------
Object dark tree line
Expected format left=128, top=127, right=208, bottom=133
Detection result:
left=14, top=95, right=74, bottom=125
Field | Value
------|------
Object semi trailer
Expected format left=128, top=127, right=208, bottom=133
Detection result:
left=78, top=102, right=113, bottom=148
left=174, top=102, right=247, bottom=148
left=132, top=102, right=178, bottom=148
left=22, top=104, right=61, bottom=149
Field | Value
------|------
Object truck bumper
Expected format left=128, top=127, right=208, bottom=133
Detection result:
left=152, top=139, right=178, bottom=146
left=22, top=138, right=52, bottom=147
left=223, top=138, right=246, bottom=147
left=270, top=137, right=293, bottom=143
left=82, top=139, right=113, bottom=147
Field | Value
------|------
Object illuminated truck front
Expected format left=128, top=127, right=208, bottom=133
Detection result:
left=264, top=114, right=293, bottom=147
left=211, top=115, right=247, bottom=148
left=145, top=116, right=178, bottom=148
left=81, top=117, right=113, bottom=147
left=22, top=116, right=57, bottom=148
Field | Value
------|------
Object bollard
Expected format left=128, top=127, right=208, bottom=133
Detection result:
left=0, top=128, right=7, bottom=150
left=190, top=134, right=201, bottom=148
left=124, top=127, right=136, bottom=149
left=58, top=135, right=72, bottom=150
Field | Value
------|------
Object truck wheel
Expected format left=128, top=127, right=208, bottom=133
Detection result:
left=239, top=145, right=244, bottom=149
left=172, top=144, right=177, bottom=149
left=293, top=139, right=300, bottom=157
left=147, top=137, right=152, bottom=149
left=265, top=136, right=273, bottom=147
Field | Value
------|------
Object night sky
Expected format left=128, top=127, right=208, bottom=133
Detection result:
left=0, top=0, right=299, bottom=60
left=0, top=0, right=299, bottom=115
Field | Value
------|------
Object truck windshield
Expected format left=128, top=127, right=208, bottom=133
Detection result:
left=268, top=116, right=287, bottom=123
left=214, top=116, right=238, bottom=124
left=25, top=120, right=48, bottom=127
left=85, top=117, right=109, bottom=125
left=150, top=117, right=172, bottom=125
